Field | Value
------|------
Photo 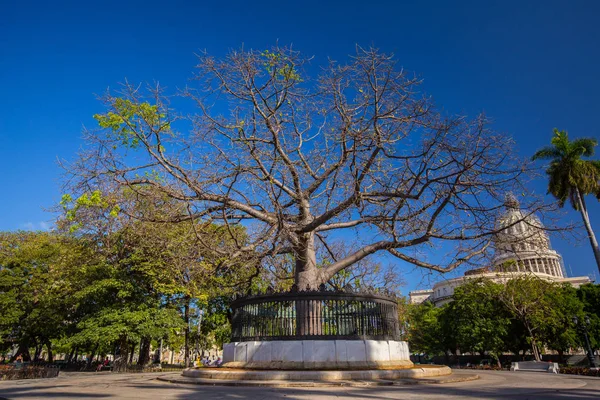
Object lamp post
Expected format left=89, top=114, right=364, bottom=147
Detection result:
left=573, top=315, right=598, bottom=369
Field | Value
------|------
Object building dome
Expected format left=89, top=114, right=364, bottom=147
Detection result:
left=492, top=193, right=564, bottom=277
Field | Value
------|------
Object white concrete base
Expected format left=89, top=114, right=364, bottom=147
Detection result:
left=222, top=340, right=413, bottom=370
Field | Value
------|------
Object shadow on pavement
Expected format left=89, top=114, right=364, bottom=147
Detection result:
left=0, top=390, right=109, bottom=399
left=1, top=370, right=598, bottom=400
left=167, top=386, right=600, bottom=400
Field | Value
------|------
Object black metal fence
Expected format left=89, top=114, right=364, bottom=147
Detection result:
left=230, top=289, right=400, bottom=342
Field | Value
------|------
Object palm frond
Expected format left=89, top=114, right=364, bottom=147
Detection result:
left=546, top=162, right=570, bottom=208
left=532, top=146, right=561, bottom=161
left=571, top=138, right=598, bottom=157
left=550, top=129, right=570, bottom=153
left=572, top=160, right=600, bottom=196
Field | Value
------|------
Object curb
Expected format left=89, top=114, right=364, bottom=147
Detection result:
left=157, top=373, right=479, bottom=388
left=181, top=366, right=452, bottom=381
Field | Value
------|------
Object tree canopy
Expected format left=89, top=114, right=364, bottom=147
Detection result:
left=64, top=45, right=545, bottom=289
left=407, top=277, right=598, bottom=364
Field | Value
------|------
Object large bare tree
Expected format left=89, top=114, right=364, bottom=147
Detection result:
left=65, top=46, right=543, bottom=289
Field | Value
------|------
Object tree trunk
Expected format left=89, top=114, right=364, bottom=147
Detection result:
left=121, top=339, right=128, bottom=367
left=294, top=233, right=320, bottom=290
left=525, top=324, right=541, bottom=361
left=184, top=296, right=191, bottom=368
left=558, top=349, right=565, bottom=364
left=34, top=344, right=42, bottom=361
left=11, top=343, right=31, bottom=362
left=575, top=188, right=600, bottom=274
left=294, top=233, right=325, bottom=336
left=137, top=337, right=151, bottom=365
left=66, top=347, right=75, bottom=363
left=157, top=338, right=163, bottom=364
left=114, top=336, right=128, bottom=372
left=128, top=343, right=135, bottom=364
left=295, top=298, right=323, bottom=336
left=87, top=344, right=98, bottom=369
left=46, top=341, right=53, bottom=363
left=534, top=343, right=541, bottom=362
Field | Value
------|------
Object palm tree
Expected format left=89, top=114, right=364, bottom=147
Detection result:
left=532, top=128, right=600, bottom=274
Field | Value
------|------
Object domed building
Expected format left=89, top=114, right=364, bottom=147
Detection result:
left=409, top=194, right=592, bottom=306
left=492, top=193, right=564, bottom=278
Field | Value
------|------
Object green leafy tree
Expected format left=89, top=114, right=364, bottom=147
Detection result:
left=541, top=283, right=584, bottom=362
left=498, top=276, right=556, bottom=361
left=397, top=296, right=411, bottom=341
left=532, top=129, right=600, bottom=273
left=577, top=283, right=600, bottom=350
left=0, top=200, right=254, bottom=367
left=58, top=237, right=177, bottom=368
left=447, top=278, right=510, bottom=365
left=407, top=302, right=455, bottom=357
left=0, top=231, right=75, bottom=362
left=195, top=295, right=233, bottom=353
left=503, top=318, right=530, bottom=360
left=58, top=187, right=254, bottom=367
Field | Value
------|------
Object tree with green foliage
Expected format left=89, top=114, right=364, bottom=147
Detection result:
left=497, top=276, right=556, bottom=361
left=408, top=277, right=595, bottom=364
left=447, top=278, right=510, bottom=365
left=57, top=187, right=254, bottom=367
left=0, top=231, right=74, bottom=362
left=396, top=296, right=411, bottom=341
left=407, top=302, right=455, bottom=357
left=0, top=226, right=255, bottom=368
left=541, top=283, right=585, bottom=362
left=54, top=228, right=186, bottom=368
left=196, top=296, right=234, bottom=352
left=503, top=318, right=530, bottom=360
left=532, top=129, right=600, bottom=273
left=577, top=283, right=600, bottom=350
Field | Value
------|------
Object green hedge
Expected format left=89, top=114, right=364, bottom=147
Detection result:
left=0, top=366, right=60, bottom=380
left=560, top=367, right=600, bottom=376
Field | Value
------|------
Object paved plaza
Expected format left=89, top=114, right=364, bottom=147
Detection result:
left=0, top=369, right=599, bottom=399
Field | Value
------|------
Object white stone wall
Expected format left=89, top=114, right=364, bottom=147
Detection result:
left=222, top=340, right=411, bottom=369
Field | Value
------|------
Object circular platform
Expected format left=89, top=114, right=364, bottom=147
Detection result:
left=181, top=365, right=452, bottom=382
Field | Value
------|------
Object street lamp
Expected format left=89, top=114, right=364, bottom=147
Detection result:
left=573, top=315, right=598, bottom=369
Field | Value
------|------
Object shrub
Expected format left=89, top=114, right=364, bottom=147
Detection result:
left=0, top=366, right=59, bottom=380
left=560, top=366, right=600, bottom=377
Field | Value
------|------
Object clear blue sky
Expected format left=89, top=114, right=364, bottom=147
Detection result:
left=1, top=0, right=599, bottom=292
